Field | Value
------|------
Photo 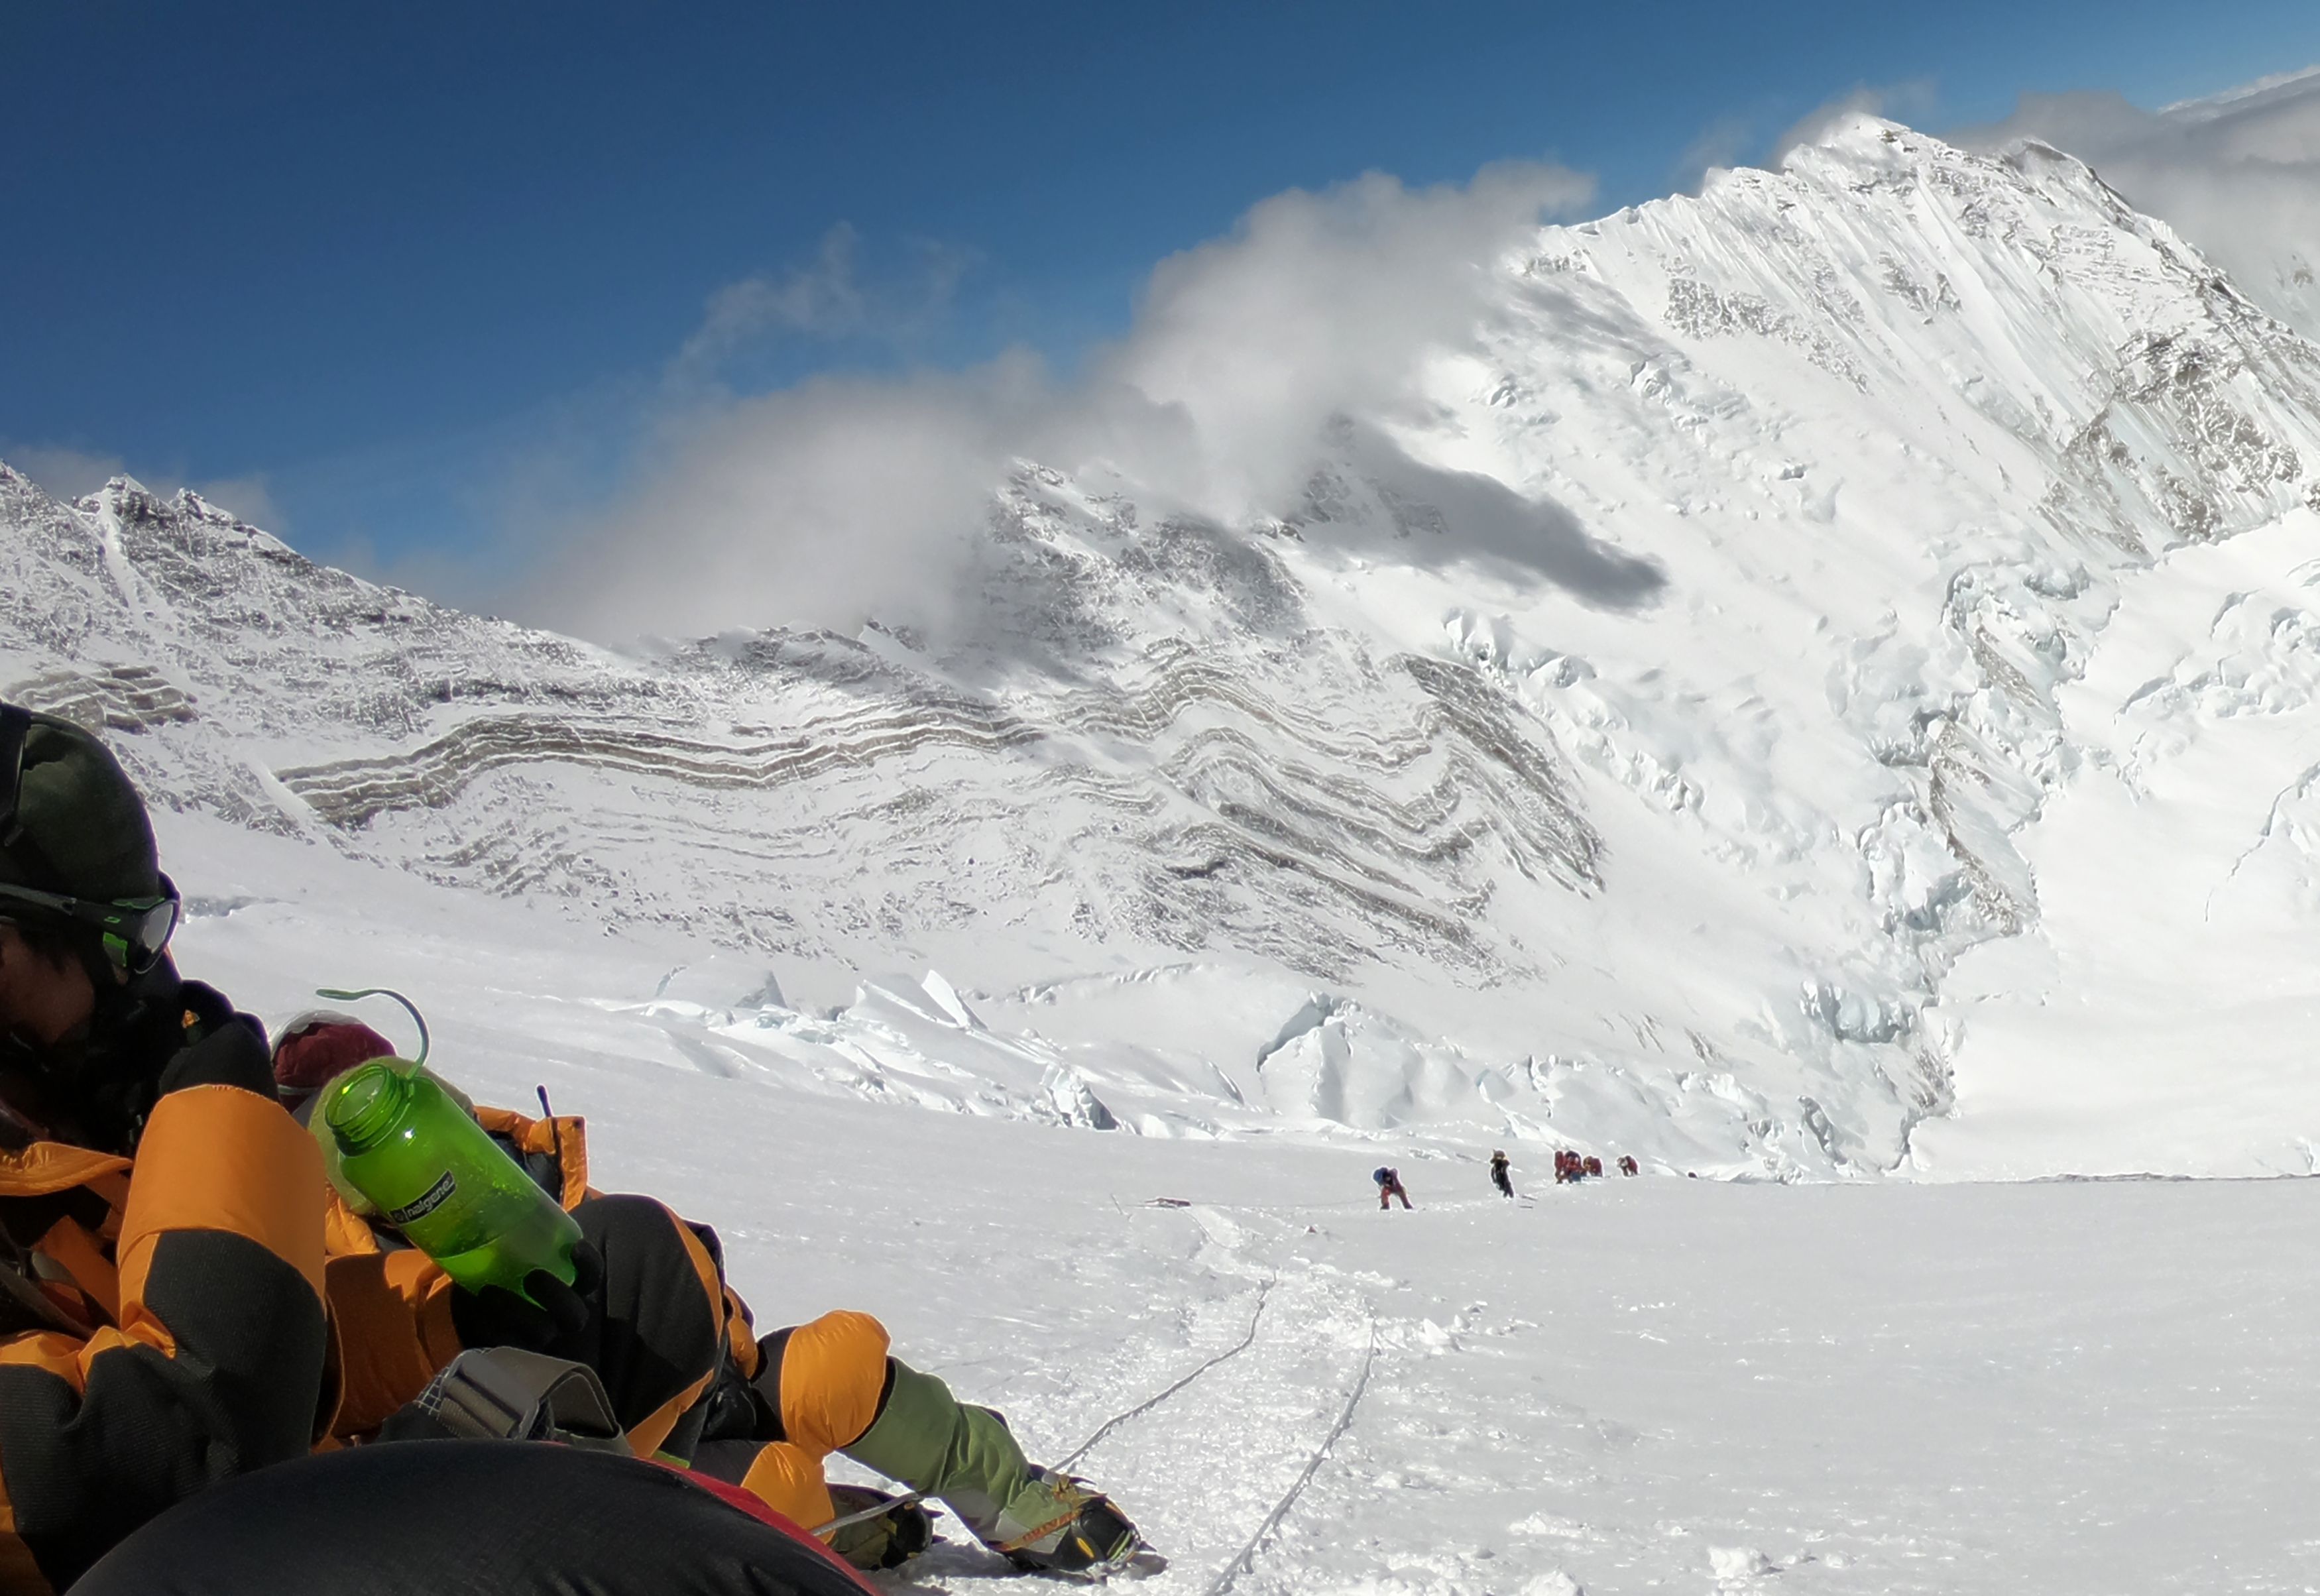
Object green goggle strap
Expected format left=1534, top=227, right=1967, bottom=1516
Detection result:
left=0, top=878, right=180, bottom=974
left=313, top=987, right=430, bottom=1068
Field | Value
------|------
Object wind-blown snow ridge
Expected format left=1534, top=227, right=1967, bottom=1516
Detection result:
left=11, top=115, right=2320, bottom=1177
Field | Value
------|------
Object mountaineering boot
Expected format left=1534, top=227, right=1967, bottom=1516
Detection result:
left=823, top=1483, right=935, bottom=1571
left=984, top=1469, right=1141, bottom=1575
left=844, top=1359, right=1143, bottom=1576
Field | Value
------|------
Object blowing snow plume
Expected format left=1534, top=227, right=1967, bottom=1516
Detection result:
left=529, top=160, right=1603, bottom=646
left=1959, top=67, right=2320, bottom=341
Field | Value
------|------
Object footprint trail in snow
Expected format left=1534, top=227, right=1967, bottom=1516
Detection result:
left=886, top=1202, right=1387, bottom=1595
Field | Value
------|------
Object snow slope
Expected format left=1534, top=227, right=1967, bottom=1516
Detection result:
left=1966, top=66, right=2320, bottom=345
left=13, top=111, right=2320, bottom=1592
left=1918, top=504, right=2320, bottom=1176
left=9, top=115, right=2320, bottom=1174
left=162, top=835, right=2320, bottom=1595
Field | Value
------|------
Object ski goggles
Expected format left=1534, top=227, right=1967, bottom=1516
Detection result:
left=0, top=705, right=181, bottom=974
left=0, top=878, right=181, bottom=975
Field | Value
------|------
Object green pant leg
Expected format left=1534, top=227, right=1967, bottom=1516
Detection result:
left=840, top=1359, right=1033, bottom=1532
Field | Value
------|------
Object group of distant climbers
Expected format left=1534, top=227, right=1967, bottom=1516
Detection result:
left=1529, top=1148, right=1641, bottom=1192
left=1373, top=1148, right=1643, bottom=1209
left=1546, top=1149, right=1640, bottom=1186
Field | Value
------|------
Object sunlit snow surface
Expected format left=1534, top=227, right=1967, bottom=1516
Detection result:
left=10, top=110, right=2320, bottom=1591
left=160, top=856, right=2320, bottom=1593
left=116, top=846, right=2320, bottom=1595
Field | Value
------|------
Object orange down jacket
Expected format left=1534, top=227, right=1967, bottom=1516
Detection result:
left=318, top=1103, right=734, bottom=1461
left=0, top=1083, right=328, bottom=1592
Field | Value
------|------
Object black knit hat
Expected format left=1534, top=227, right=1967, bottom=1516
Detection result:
left=0, top=704, right=162, bottom=901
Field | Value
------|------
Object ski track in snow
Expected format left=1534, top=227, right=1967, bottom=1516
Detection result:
left=805, top=1163, right=2320, bottom=1596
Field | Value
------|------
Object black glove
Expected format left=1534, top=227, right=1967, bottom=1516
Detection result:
left=449, top=1241, right=603, bottom=1359
left=827, top=1487, right=937, bottom=1570
left=154, top=1010, right=276, bottom=1099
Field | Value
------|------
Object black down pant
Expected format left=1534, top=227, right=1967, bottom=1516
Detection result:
left=74, top=1441, right=868, bottom=1595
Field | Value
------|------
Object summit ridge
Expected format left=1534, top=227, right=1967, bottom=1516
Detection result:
left=9, top=118, right=2320, bottom=1176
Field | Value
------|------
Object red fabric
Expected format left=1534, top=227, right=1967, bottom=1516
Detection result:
left=657, top=1463, right=882, bottom=1593
left=272, top=1017, right=396, bottom=1095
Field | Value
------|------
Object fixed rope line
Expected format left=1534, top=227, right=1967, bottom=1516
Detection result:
left=816, top=1278, right=1277, bottom=1539
left=1202, top=1318, right=1379, bottom=1596
left=1057, top=1279, right=1275, bottom=1472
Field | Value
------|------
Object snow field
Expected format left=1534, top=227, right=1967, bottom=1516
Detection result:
left=642, top=1082, right=2320, bottom=1596
left=17, top=107, right=2320, bottom=1592
left=152, top=780, right=2320, bottom=1593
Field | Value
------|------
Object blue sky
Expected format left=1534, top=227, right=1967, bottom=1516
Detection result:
left=7, top=1, right=2319, bottom=586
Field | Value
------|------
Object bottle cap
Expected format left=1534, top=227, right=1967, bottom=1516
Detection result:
left=324, top=1060, right=415, bottom=1155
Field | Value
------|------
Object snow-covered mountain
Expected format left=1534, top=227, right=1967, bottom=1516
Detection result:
left=1963, top=65, right=2320, bottom=344
left=9, top=113, right=2320, bottom=1178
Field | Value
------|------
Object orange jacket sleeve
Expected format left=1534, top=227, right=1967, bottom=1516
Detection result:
left=0, top=1086, right=329, bottom=1590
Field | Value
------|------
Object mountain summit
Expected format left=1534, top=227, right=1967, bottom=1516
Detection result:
left=9, top=117, right=2320, bottom=1176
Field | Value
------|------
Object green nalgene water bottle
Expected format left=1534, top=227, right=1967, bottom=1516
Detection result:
left=322, top=1061, right=581, bottom=1302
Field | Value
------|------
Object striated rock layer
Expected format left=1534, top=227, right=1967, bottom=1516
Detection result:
left=9, top=116, right=2320, bottom=1175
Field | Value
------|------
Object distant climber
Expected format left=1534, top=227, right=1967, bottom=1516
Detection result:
left=1554, top=1150, right=1583, bottom=1184
left=1489, top=1149, right=1514, bottom=1199
left=1582, top=1155, right=1603, bottom=1178
left=1373, top=1167, right=1413, bottom=1210
left=1619, top=1155, right=1639, bottom=1176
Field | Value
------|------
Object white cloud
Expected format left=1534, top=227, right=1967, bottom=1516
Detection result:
left=1955, top=67, right=2320, bottom=339
left=1673, top=115, right=1754, bottom=195
left=531, top=160, right=1599, bottom=646
left=670, top=224, right=975, bottom=386
left=5, top=443, right=129, bottom=502
left=675, top=223, right=870, bottom=373
left=1771, top=80, right=1938, bottom=166
left=4, top=442, right=283, bottom=530
left=179, top=473, right=284, bottom=529
left=526, top=355, right=1051, bottom=642
left=1098, top=161, right=1596, bottom=519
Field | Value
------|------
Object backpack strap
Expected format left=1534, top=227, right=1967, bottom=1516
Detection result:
left=0, top=1256, right=94, bottom=1338
left=403, top=1346, right=630, bottom=1454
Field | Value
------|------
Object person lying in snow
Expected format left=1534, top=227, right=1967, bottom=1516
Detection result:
left=0, top=702, right=1137, bottom=1591
left=0, top=704, right=872, bottom=1593
left=0, top=703, right=330, bottom=1589
left=273, top=1011, right=1143, bottom=1577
